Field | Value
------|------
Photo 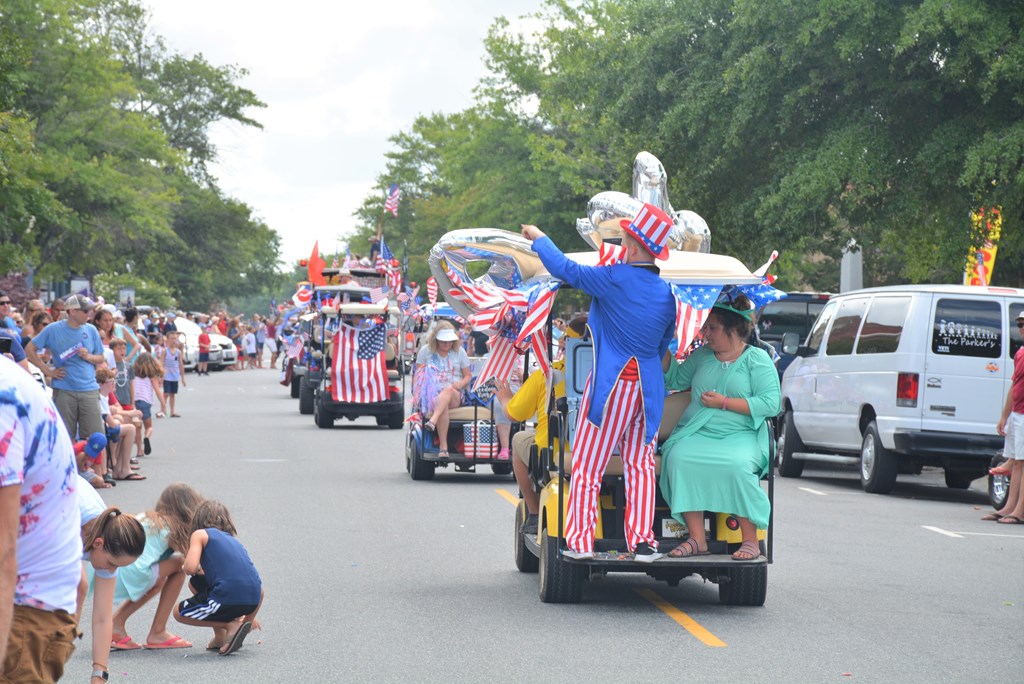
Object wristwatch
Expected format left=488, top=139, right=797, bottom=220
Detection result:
left=92, top=669, right=109, bottom=681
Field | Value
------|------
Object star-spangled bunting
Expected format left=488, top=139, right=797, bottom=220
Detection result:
left=670, top=284, right=723, bottom=358
left=735, top=282, right=787, bottom=309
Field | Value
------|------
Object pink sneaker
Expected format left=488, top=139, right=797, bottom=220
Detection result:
left=497, top=448, right=510, bottom=461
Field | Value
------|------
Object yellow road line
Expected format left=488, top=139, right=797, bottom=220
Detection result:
left=635, top=588, right=727, bottom=647
left=495, top=489, right=519, bottom=506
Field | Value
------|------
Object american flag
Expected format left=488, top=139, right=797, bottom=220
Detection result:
left=472, top=335, right=522, bottom=390
left=597, top=243, right=626, bottom=266
left=514, top=281, right=559, bottom=347
left=384, top=184, right=401, bottom=216
left=375, top=238, right=395, bottom=272
left=463, top=422, right=498, bottom=459
left=332, top=255, right=339, bottom=268
left=426, top=277, right=438, bottom=307
left=331, top=323, right=389, bottom=403
left=369, top=286, right=388, bottom=304
left=671, top=284, right=722, bottom=355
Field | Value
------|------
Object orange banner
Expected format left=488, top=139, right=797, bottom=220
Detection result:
left=964, top=206, right=1002, bottom=286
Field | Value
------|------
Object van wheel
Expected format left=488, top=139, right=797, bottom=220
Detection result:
left=943, top=470, right=975, bottom=490
left=777, top=410, right=805, bottom=478
left=989, top=452, right=1010, bottom=510
left=514, top=500, right=539, bottom=573
left=860, top=421, right=898, bottom=494
left=538, top=534, right=583, bottom=603
left=718, top=564, right=767, bottom=606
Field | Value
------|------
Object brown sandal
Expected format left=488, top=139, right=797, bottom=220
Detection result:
left=667, top=538, right=709, bottom=558
left=731, top=540, right=761, bottom=561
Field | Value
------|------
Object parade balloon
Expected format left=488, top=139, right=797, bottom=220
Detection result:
left=632, top=151, right=673, bottom=215
left=674, top=209, right=712, bottom=253
left=427, top=228, right=547, bottom=319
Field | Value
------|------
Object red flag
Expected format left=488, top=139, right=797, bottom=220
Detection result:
left=331, top=324, right=389, bottom=403
left=308, top=241, right=326, bottom=286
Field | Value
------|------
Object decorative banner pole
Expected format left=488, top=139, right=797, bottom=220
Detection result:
left=964, top=206, right=1002, bottom=286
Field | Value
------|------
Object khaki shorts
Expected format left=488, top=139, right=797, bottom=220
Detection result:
left=513, top=429, right=536, bottom=467
left=1, top=605, right=77, bottom=684
left=52, top=388, right=103, bottom=441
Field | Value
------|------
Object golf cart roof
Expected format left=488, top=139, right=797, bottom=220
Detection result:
left=321, top=302, right=390, bottom=317
left=540, top=250, right=764, bottom=286
left=312, top=284, right=371, bottom=295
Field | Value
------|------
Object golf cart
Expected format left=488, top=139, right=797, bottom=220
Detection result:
left=298, top=284, right=371, bottom=414
left=509, top=249, right=777, bottom=605
left=311, top=299, right=405, bottom=429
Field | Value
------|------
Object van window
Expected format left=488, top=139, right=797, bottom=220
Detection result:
left=932, top=298, right=1001, bottom=358
left=1011, top=303, right=1024, bottom=358
left=856, top=297, right=911, bottom=354
left=805, top=300, right=838, bottom=354
left=825, top=297, right=869, bottom=356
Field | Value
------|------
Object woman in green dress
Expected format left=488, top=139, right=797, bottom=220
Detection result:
left=660, top=294, right=781, bottom=561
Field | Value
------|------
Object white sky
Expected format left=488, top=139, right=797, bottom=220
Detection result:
left=145, top=0, right=546, bottom=265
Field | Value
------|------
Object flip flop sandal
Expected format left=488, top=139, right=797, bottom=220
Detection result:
left=437, top=450, right=449, bottom=458
left=981, top=512, right=1004, bottom=521
left=145, top=635, right=192, bottom=649
left=111, top=635, right=143, bottom=651
left=423, top=420, right=436, bottom=432
left=989, top=466, right=1012, bottom=476
left=117, top=473, right=147, bottom=481
left=667, top=538, right=709, bottom=558
left=997, top=515, right=1024, bottom=524
left=220, top=621, right=252, bottom=656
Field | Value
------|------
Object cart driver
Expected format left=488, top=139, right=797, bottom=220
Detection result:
left=521, top=204, right=677, bottom=562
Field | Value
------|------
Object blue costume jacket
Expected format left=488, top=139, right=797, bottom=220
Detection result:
left=533, top=237, right=676, bottom=443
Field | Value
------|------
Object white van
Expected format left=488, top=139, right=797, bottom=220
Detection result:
left=778, top=285, right=1024, bottom=493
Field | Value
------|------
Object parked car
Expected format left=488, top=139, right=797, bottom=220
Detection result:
left=778, top=284, right=1024, bottom=493
left=757, top=292, right=832, bottom=379
left=169, top=317, right=236, bottom=371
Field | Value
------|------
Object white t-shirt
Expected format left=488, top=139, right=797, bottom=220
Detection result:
left=0, top=356, right=82, bottom=613
left=244, top=332, right=257, bottom=354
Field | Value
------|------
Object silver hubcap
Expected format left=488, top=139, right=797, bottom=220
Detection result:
left=861, top=434, right=875, bottom=479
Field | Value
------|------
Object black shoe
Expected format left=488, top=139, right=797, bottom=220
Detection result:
left=143, top=437, right=151, bottom=455
left=522, top=514, right=538, bottom=536
left=103, top=473, right=117, bottom=487
left=633, top=542, right=661, bottom=563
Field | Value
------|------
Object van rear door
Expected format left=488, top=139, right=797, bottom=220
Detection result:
left=922, top=296, right=1004, bottom=436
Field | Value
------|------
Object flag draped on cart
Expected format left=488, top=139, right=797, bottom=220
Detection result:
left=426, top=277, right=438, bottom=307
left=331, top=323, right=389, bottom=403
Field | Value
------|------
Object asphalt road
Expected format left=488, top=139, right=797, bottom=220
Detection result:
left=69, top=367, right=1024, bottom=683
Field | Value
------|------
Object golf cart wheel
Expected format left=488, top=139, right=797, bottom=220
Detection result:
left=538, top=533, right=583, bottom=603
left=718, top=564, right=767, bottom=606
left=409, top=431, right=435, bottom=481
left=943, top=469, right=975, bottom=490
left=299, top=380, right=315, bottom=415
left=314, top=394, right=333, bottom=429
left=491, top=462, right=513, bottom=476
left=514, top=500, right=539, bottom=574
left=777, top=409, right=805, bottom=478
left=860, top=421, right=898, bottom=494
left=290, top=374, right=301, bottom=398
left=388, top=409, right=405, bottom=430
left=989, top=451, right=1009, bottom=510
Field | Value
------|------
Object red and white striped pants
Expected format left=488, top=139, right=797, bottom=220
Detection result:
left=564, top=376, right=657, bottom=553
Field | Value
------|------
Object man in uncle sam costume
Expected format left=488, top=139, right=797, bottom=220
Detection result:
left=521, top=203, right=677, bottom=562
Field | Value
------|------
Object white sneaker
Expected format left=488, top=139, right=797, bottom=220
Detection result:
left=633, top=542, right=662, bottom=563
left=562, top=548, right=594, bottom=560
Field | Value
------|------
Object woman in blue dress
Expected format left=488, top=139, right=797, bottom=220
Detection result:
left=660, top=294, right=781, bottom=561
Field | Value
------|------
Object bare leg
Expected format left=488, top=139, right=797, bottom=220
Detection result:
left=430, top=388, right=461, bottom=451
left=682, top=511, right=707, bottom=549
left=145, top=562, right=187, bottom=644
left=512, top=456, right=538, bottom=514
left=113, top=424, right=136, bottom=478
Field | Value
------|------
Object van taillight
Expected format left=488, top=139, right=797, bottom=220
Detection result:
left=897, top=372, right=919, bottom=408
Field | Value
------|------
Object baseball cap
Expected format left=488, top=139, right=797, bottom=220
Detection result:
left=65, top=294, right=95, bottom=311
left=167, top=311, right=177, bottom=319
left=75, top=432, right=108, bottom=462
left=1016, top=311, right=1024, bottom=321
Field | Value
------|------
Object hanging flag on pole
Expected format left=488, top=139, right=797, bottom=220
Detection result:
left=384, top=184, right=401, bottom=216
left=307, top=242, right=326, bottom=286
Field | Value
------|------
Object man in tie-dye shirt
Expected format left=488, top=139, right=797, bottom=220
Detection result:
left=1, top=355, right=81, bottom=682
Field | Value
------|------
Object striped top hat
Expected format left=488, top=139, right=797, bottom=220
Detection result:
left=619, top=203, right=673, bottom=260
